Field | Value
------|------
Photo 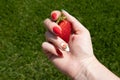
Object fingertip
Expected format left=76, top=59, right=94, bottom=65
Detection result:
left=61, top=10, right=76, bottom=23
left=41, top=42, right=60, bottom=57
left=51, top=10, right=61, bottom=21
left=41, top=42, right=47, bottom=50
left=53, top=26, right=62, bottom=35
left=43, top=18, right=50, bottom=26
left=61, top=9, right=70, bottom=18
left=56, top=49, right=63, bottom=57
left=61, top=9, right=67, bottom=15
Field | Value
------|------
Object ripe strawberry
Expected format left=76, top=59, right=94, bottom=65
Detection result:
left=58, top=19, right=72, bottom=43
left=56, top=15, right=72, bottom=43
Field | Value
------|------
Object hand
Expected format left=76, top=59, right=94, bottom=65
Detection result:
left=42, top=10, right=96, bottom=78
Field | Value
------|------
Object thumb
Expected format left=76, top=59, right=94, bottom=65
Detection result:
left=62, top=10, right=87, bottom=34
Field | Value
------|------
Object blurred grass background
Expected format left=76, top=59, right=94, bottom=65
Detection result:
left=0, top=0, right=120, bottom=80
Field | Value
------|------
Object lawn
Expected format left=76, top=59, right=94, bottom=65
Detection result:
left=0, top=0, right=120, bottom=80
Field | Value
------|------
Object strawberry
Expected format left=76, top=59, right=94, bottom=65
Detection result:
left=56, top=15, right=72, bottom=43
left=58, top=19, right=72, bottom=43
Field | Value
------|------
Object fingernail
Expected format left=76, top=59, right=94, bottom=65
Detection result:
left=61, top=43, right=70, bottom=52
left=53, top=26, right=61, bottom=35
left=56, top=49, right=63, bottom=57
left=51, top=13, right=57, bottom=20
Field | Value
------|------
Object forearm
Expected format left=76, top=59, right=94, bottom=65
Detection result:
left=86, top=59, right=120, bottom=80
left=73, top=57, right=120, bottom=80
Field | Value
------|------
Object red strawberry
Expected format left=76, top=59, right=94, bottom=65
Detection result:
left=55, top=14, right=72, bottom=43
left=58, top=19, right=72, bottom=43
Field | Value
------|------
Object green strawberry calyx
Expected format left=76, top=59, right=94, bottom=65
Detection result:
left=56, top=14, right=66, bottom=24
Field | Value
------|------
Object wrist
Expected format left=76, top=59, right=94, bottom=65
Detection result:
left=73, top=56, right=120, bottom=80
left=72, top=56, right=99, bottom=80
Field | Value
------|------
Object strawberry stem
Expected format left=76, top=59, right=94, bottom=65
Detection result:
left=56, top=14, right=66, bottom=24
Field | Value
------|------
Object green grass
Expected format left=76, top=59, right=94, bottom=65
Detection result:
left=0, top=0, right=120, bottom=79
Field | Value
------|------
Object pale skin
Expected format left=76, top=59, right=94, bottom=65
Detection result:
left=42, top=10, right=120, bottom=80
